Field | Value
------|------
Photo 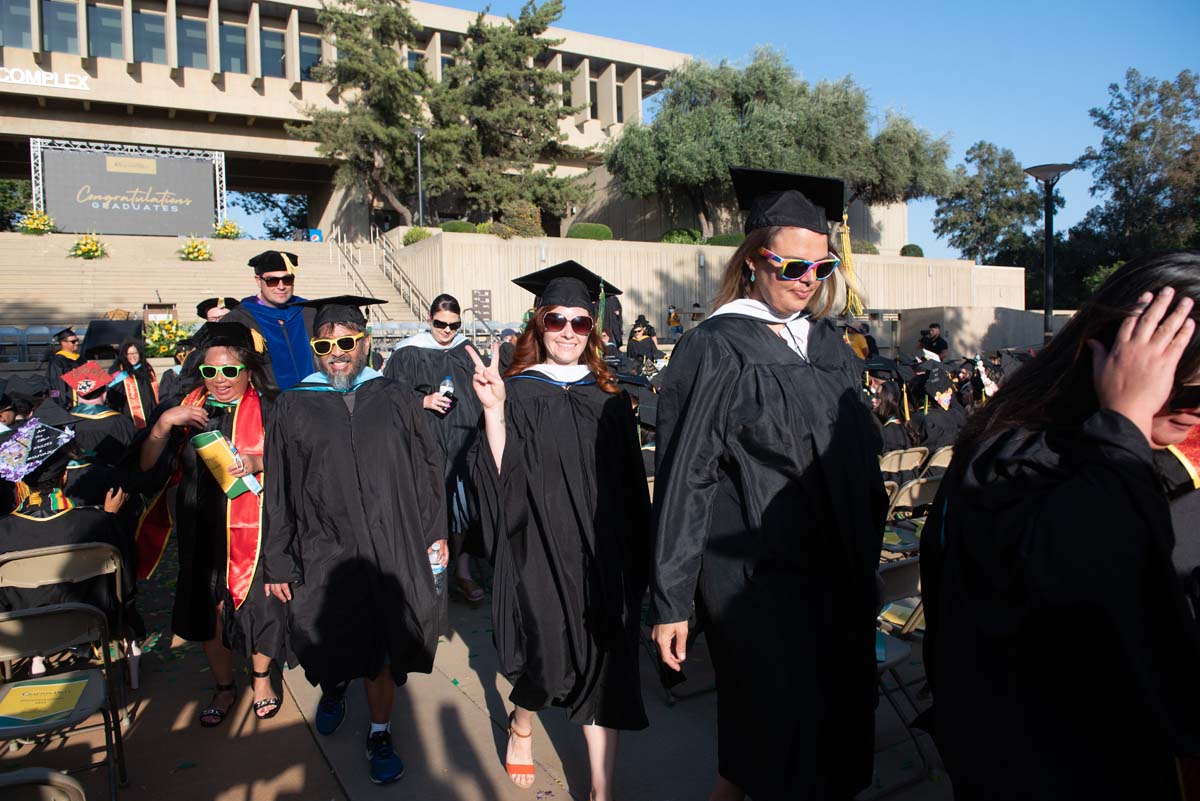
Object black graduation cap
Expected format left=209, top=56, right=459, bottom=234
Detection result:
left=196, top=322, right=256, bottom=352
left=924, top=369, right=953, bottom=399
left=31, top=400, right=77, bottom=428
left=512, top=261, right=622, bottom=310
left=730, top=167, right=846, bottom=235
left=54, top=327, right=77, bottom=342
left=296, top=296, right=387, bottom=331
left=0, top=394, right=11, bottom=413
left=80, top=320, right=142, bottom=358
left=248, top=251, right=299, bottom=276
left=196, top=297, right=241, bottom=319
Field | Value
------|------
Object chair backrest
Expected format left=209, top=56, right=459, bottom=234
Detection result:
left=921, top=445, right=955, bottom=476
left=886, top=476, right=942, bottom=520
left=897, top=446, right=929, bottom=472
left=883, top=481, right=899, bottom=502
left=878, top=450, right=904, bottom=473
left=878, top=557, right=921, bottom=606
left=0, top=543, right=123, bottom=604
left=0, top=603, right=108, bottom=662
left=0, top=767, right=88, bottom=801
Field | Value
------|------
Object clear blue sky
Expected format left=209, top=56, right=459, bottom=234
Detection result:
left=416, top=0, right=1199, bottom=260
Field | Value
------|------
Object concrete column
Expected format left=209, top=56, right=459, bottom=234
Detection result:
left=425, top=31, right=441, bottom=81
left=285, top=7, right=300, bottom=87
left=247, top=1, right=261, bottom=81
left=206, top=0, right=219, bottom=75
left=546, top=52, right=564, bottom=105
left=321, top=31, right=336, bottom=68
left=165, top=0, right=178, bottom=69
left=598, top=61, right=617, bottom=129
left=621, top=67, right=642, bottom=126
left=571, top=56, right=589, bottom=126
left=76, top=0, right=88, bottom=61
left=122, top=0, right=134, bottom=68
left=29, top=0, right=40, bottom=55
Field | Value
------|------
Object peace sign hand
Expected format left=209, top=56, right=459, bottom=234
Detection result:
left=468, top=343, right=506, bottom=411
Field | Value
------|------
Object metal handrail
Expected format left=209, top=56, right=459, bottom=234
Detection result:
left=331, top=233, right=391, bottom=324
left=370, top=225, right=432, bottom=320
left=461, top=307, right=497, bottom=344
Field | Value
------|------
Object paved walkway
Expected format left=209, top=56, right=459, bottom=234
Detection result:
left=2, top=548, right=950, bottom=800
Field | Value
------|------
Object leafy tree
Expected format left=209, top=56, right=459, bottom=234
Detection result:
left=932, top=141, right=1044, bottom=264
left=0, top=179, right=30, bottom=231
left=1076, top=68, right=1199, bottom=254
left=288, top=0, right=428, bottom=225
left=425, top=0, right=590, bottom=220
left=229, top=192, right=308, bottom=240
left=605, top=48, right=951, bottom=238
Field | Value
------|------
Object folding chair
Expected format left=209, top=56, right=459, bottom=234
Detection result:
left=878, top=446, right=928, bottom=477
left=882, top=477, right=941, bottom=556
left=0, top=604, right=128, bottom=801
left=0, top=544, right=130, bottom=712
left=0, top=326, right=24, bottom=363
left=882, top=481, right=899, bottom=504
left=918, top=445, right=954, bottom=479
left=0, top=766, right=88, bottom=801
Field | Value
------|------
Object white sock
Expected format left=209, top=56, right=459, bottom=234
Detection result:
left=369, top=722, right=390, bottom=736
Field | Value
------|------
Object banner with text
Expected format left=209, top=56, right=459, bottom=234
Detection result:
left=44, top=150, right=216, bottom=236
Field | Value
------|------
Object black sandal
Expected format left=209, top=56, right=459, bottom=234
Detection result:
left=251, top=669, right=281, bottom=720
left=199, top=681, right=237, bottom=728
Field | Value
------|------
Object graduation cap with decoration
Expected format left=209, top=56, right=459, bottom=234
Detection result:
left=248, top=251, right=299, bottom=276
left=0, top=413, right=76, bottom=483
left=61, top=360, right=116, bottom=399
left=295, top=295, right=387, bottom=331
left=196, top=297, right=241, bottom=320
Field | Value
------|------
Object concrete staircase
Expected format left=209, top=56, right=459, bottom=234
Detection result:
left=0, top=233, right=420, bottom=328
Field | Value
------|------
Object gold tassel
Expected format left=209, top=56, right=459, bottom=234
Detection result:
left=839, top=212, right=865, bottom=317
left=902, top=383, right=911, bottom=422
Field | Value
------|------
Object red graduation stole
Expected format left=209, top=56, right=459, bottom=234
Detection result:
left=1168, top=427, right=1200, bottom=492
left=123, top=369, right=160, bottom=430
left=135, top=386, right=265, bottom=609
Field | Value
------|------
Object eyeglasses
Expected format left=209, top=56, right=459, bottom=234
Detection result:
left=260, top=274, right=296, bottom=287
left=199, top=363, right=247, bottom=379
left=62, top=339, right=80, bottom=345
left=758, top=248, right=841, bottom=281
left=310, top=332, right=365, bottom=356
left=542, top=312, right=594, bottom=336
left=432, top=319, right=462, bottom=331
left=1170, top=384, right=1200, bottom=412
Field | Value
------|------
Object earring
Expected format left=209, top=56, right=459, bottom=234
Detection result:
left=749, top=271, right=756, bottom=284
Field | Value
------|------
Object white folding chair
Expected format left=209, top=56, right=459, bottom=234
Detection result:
left=918, top=445, right=954, bottom=479
left=0, top=767, right=88, bottom=801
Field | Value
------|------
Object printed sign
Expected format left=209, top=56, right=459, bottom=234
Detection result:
left=43, top=149, right=216, bottom=236
left=0, top=676, right=89, bottom=728
left=0, top=68, right=91, bottom=91
left=472, top=289, right=492, bottom=322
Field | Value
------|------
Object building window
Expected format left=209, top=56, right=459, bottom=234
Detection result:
left=589, top=78, right=598, bottom=120
left=87, top=3, right=122, bottom=59
left=219, top=22, right=246, bottom=73
left=616, top=85, right=624, bottom=124
left=41, top=0, right=78, bottom=54
left=0, top=0, right=31, bottom=48
left=133, top=11, right=166, bottom=64
left=176, top=16, right=206, bottom=69
left=259, top=28, right=284, bottom=77
left=561, top=81, right=570, bottom=107
left=439, top=53, right=453, bottom=80
left=299, top=33, right=320, bottom=80
left=406, top=50, right=422, bottom=72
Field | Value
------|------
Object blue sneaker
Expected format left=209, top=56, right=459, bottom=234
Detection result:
left=314, top=688, right=346, bottom=736
left=365, top=730, right=404, bottom=784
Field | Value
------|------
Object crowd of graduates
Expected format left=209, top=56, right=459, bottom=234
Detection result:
left=2, top=166, right=1200, bottom=801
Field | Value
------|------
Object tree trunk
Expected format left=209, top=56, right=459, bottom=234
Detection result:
left=371, top=148, right=414, bottom=227
left=688, top=188, right=714, bottom=239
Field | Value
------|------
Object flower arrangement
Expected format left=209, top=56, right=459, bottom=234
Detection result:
left=68, top=233, right=107, bottom=260
left=16, top=209, right=55, bottom=234
left=179, top=237, right=213, bottom=261
left=212, top=219, right=242, bottom=240
left=145, top=319, right=195, bottom=358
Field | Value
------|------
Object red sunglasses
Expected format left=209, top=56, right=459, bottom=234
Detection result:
left=542, top=312, right=594, bottom=336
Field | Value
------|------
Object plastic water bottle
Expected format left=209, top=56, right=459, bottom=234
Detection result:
left=439, top=375, right=454, bottom=397
left=429, top=542, right=445, bottom=595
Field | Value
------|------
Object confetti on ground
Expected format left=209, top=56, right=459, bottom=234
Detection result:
left=536, top=792, right=554, bottom=799
left=451, top=678, right=460, bottom=686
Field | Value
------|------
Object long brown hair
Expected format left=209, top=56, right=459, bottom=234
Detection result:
left=711, top=226, right=852, bottom=318
left=957, top=250, right=1200, bottom=457
left=505, top=305, right=620, bottom=394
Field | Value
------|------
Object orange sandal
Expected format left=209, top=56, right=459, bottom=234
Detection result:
left=505, top=711, right=535, bottom=785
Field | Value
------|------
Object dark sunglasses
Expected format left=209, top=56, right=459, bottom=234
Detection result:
left=432, top=319, right=462, bottom=331
left=310, top=332, right=365, bottom=356
left=63, top=339, right=80, bottom=345
left=260, top=274, right=296, bottom=287
left=543, top=312, right=594, bottom=336
left=758, top=247, right=841, bottom=281
left=199, top=363, right=246, bottom=379
left=1170, top=384, right=1200, bottom=412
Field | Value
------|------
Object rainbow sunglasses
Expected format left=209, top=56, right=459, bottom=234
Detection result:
left=758, top=247, right=841, bottom=281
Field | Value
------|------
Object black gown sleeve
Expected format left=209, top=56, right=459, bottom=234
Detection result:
left=649, top=331, right=739, bottom=625
left=262, top=394, right=302, bottom=584
left=470, top=400, right=527, bottom=563
left=400, top=391, right=449, bottom=547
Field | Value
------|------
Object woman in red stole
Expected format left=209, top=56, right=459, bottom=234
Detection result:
left=134, top=322, right=284, bottom=728
left=108, top=338, right=159, bottom=430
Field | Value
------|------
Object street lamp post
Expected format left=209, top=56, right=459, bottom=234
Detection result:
left=412, top=125, right=428, bottom=227
left=1023, top=163, right=1073, bottom=343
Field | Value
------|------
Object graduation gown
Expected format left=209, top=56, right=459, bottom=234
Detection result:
left=46, top=350, right=81, bottom=408
left=263, top=370, right=446, bottom=687
left=158, top=365, right=185, bottom=405
left=920, top=411, right=1200, bottom=801
left=651, top=315, right=886, bottom=800
left=384, top=338, right=484, bottom=550
left=471, top=369, right=651, bottom=730
left=916, top=404, right=962, bottom=454
left=134, top=392, right=284, bottom=659
left=224, top=299, right=316, bottom=391
left=108, top=363, right=158, bottom=430
left=0, top=492, right=125, bottom=622
left=625, top=336, right=657, bottom=364
left=1155, top=440, right=1200, bottom=623
left=65, top=403, right=136, bottom=506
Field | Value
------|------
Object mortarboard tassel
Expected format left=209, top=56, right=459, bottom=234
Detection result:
left=839, top=212, right=865, bottom=318
left=596, top=280, right=607, bottom=359
left=902, top=383, right=911, bottom=422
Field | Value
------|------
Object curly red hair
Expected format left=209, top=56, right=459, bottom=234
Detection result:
left=504, top=306, right=619, bottom=394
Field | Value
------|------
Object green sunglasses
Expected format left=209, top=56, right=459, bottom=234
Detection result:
left=199, top=363, right=247, bottom=380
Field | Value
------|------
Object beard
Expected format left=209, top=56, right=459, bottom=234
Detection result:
left=319, top=344, right=369, bottom=390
